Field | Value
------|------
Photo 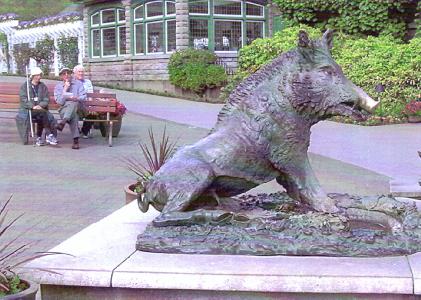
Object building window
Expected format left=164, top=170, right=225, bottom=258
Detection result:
left=189, top=0, right=265, bottom=52
left=246, top=2, right=264, bottom=17
left=132, top=1, right=176, bottom=55
left=215, top=20, right=242, bottom=51
left=166, top=1, right=176, bottom=15
left=190, top=19, right=209, bottom=49
left=147, top=21, right=163, bottom=53
left=89, top=8, right=126, bottom=58
left=246, top=21, right=264, bottom=45
left=189, top=0, right=209, bottom=15
left=166, top=20, right=176, bottom=52
left=135, top=24, right=144, bottom=54
left=214, top=0, right=242, bottom=16
left=146, top=1, right=163, bottom=18
left=134, top=5, right=144, bottom=20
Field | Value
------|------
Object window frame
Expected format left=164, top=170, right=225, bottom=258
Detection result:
left=145, top=1, right=164, bottom=20
left=213, top=19, right=243, bottom=53
left=213, top=0, right=243, bottom=18
left=146, top=20, right=165, bottom=54
left=189, top=0, right=266, bottom=53
left=166, top=19, right=176, bottom=53
left=165, top=1, right=176, bottom=17
left=89, top=7, right=127, bottom=58
left=132, top=1, right=176, bottom=56
left=245, top=2, right=265, bottom=18
left=189, top=0, right=210, bottom=16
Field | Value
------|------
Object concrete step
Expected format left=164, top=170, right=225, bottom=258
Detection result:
left=390, top=179, right=421, bottom=198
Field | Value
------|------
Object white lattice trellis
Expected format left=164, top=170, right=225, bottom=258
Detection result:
left=0, top=13, right=84, bottom=75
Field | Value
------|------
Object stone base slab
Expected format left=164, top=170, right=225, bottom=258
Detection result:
left=24, top=201, right=421, bottom=299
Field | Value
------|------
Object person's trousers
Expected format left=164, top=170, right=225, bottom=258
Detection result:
left=59, top=101, right=80, bottom=138
left=32, top=110, right=51, bottom=138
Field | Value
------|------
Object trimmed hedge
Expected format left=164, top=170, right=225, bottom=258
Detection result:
left=236, top=26, right=421, bottom=117
left=168, top=48, right=227, bottom=95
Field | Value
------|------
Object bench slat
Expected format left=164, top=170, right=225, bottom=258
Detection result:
left=0, top=103, right=20, bottom=109
left=87, top=92, right=116, bottom=98
left=86, top=106, right=117, bottom=113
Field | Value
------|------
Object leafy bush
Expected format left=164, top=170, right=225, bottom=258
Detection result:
left=31, top=36, right=55, bottom=75
left=57, top=36, right=79, bottom=70
left=333, top=36, right=420, bottom=117
left=168, top=48, right=227, bottom=95
left=239, top=25, right=322, bottom=73
left=12, top=44, right=31, bottom=75
left=273, top=0, right=417, bottom=40
left=237, top=26, right=421, bottom=118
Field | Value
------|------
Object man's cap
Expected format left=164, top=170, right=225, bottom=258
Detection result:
left=30, top=67, right=43, bottom=77
left=59, top=67, right=72, bottom=75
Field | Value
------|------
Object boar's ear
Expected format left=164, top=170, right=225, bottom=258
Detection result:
left=322, top=29, right=334, bottom=49
left=298, top=30, right=311, bottom=48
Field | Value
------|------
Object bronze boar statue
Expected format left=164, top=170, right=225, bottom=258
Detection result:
left=139, top=30, right=380, bottom=227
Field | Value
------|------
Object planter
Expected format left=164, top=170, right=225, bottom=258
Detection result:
left=2, top=279, right=38, bottom=300
left=124, top=183, right=138, bottom=204
left=407, top=115, right=421, bottom=123
left=99, top=115, right=123, bottom=138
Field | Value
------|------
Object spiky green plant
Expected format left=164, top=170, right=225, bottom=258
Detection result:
left=124, top=127, right=177, bottom=193
left=0, top=195, right=68, bottom=296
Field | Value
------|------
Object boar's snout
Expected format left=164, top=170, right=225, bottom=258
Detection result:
left=353, top=84, right=380, bottom=113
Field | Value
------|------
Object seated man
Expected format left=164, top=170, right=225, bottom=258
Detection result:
left=17, top=67, right=58, bottom=146
left=73, top=65, right=94, bottom=139
left=54, top=67, right=86, bottom=149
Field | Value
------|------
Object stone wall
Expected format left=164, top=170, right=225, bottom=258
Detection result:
left=87, top=53, right=237, bottom=99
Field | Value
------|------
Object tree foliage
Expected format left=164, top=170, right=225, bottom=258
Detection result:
left=31, top=36, right=55, bottom=75
left=0, top=0, right=72, bottom=21
left=272, top=0, right=417, bottom=40
left=57, top=36, right=79, bottom=70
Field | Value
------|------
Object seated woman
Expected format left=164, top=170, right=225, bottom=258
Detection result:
left=16, top=67, right=58, bottom=146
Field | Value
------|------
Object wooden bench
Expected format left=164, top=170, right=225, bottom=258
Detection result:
left=0, top=82, right=121, bottom=147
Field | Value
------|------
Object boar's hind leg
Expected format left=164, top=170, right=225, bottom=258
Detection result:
left=276, top=158, right=339, bottom=213
left=152, top=165, right=238, bottom=227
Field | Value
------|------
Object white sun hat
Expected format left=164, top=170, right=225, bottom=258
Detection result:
left=30, top=67, right=43, bottom=77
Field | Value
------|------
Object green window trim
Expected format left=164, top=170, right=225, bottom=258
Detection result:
left=132, top=0, right=176, bottom=56
left=189, top=0, right=266, bottom=52
left=88, top=7, right=126, bottom=58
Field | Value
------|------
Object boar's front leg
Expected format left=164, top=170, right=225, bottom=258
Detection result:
left=276, top=156, right=339, bottom=213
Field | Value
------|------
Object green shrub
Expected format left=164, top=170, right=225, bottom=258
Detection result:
left=168, top=49, right=227, bottom=95
left=239, top=25, right=322, bottom=73
left=333, top=36, right=420, bottom=117
left=57, top=36, right=79, bottom=70
left=237, top=26, right=420, bottom=118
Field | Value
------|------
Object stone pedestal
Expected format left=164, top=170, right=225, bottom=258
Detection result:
left=24, top=201, right=421, bottom=300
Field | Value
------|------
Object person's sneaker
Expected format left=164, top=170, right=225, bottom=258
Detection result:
left=81, top=134, right=89, bottom=139
left=35, top=137, right=46, bottom=146
left=46, top=134, right=58, bottom=145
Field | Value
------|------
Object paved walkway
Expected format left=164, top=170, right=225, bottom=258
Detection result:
left=0, top=74, right=418, bottom=257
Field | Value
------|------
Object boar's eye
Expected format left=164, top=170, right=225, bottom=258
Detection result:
left=320, top=66, right=334, bottom=76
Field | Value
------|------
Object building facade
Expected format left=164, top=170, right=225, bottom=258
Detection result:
left=83, top=0, right=274, bottom=92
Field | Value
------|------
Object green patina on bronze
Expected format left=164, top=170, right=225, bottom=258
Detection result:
left=137, top=193, right=421, bottom=256
left=136, top=30, right=420, bottom=256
